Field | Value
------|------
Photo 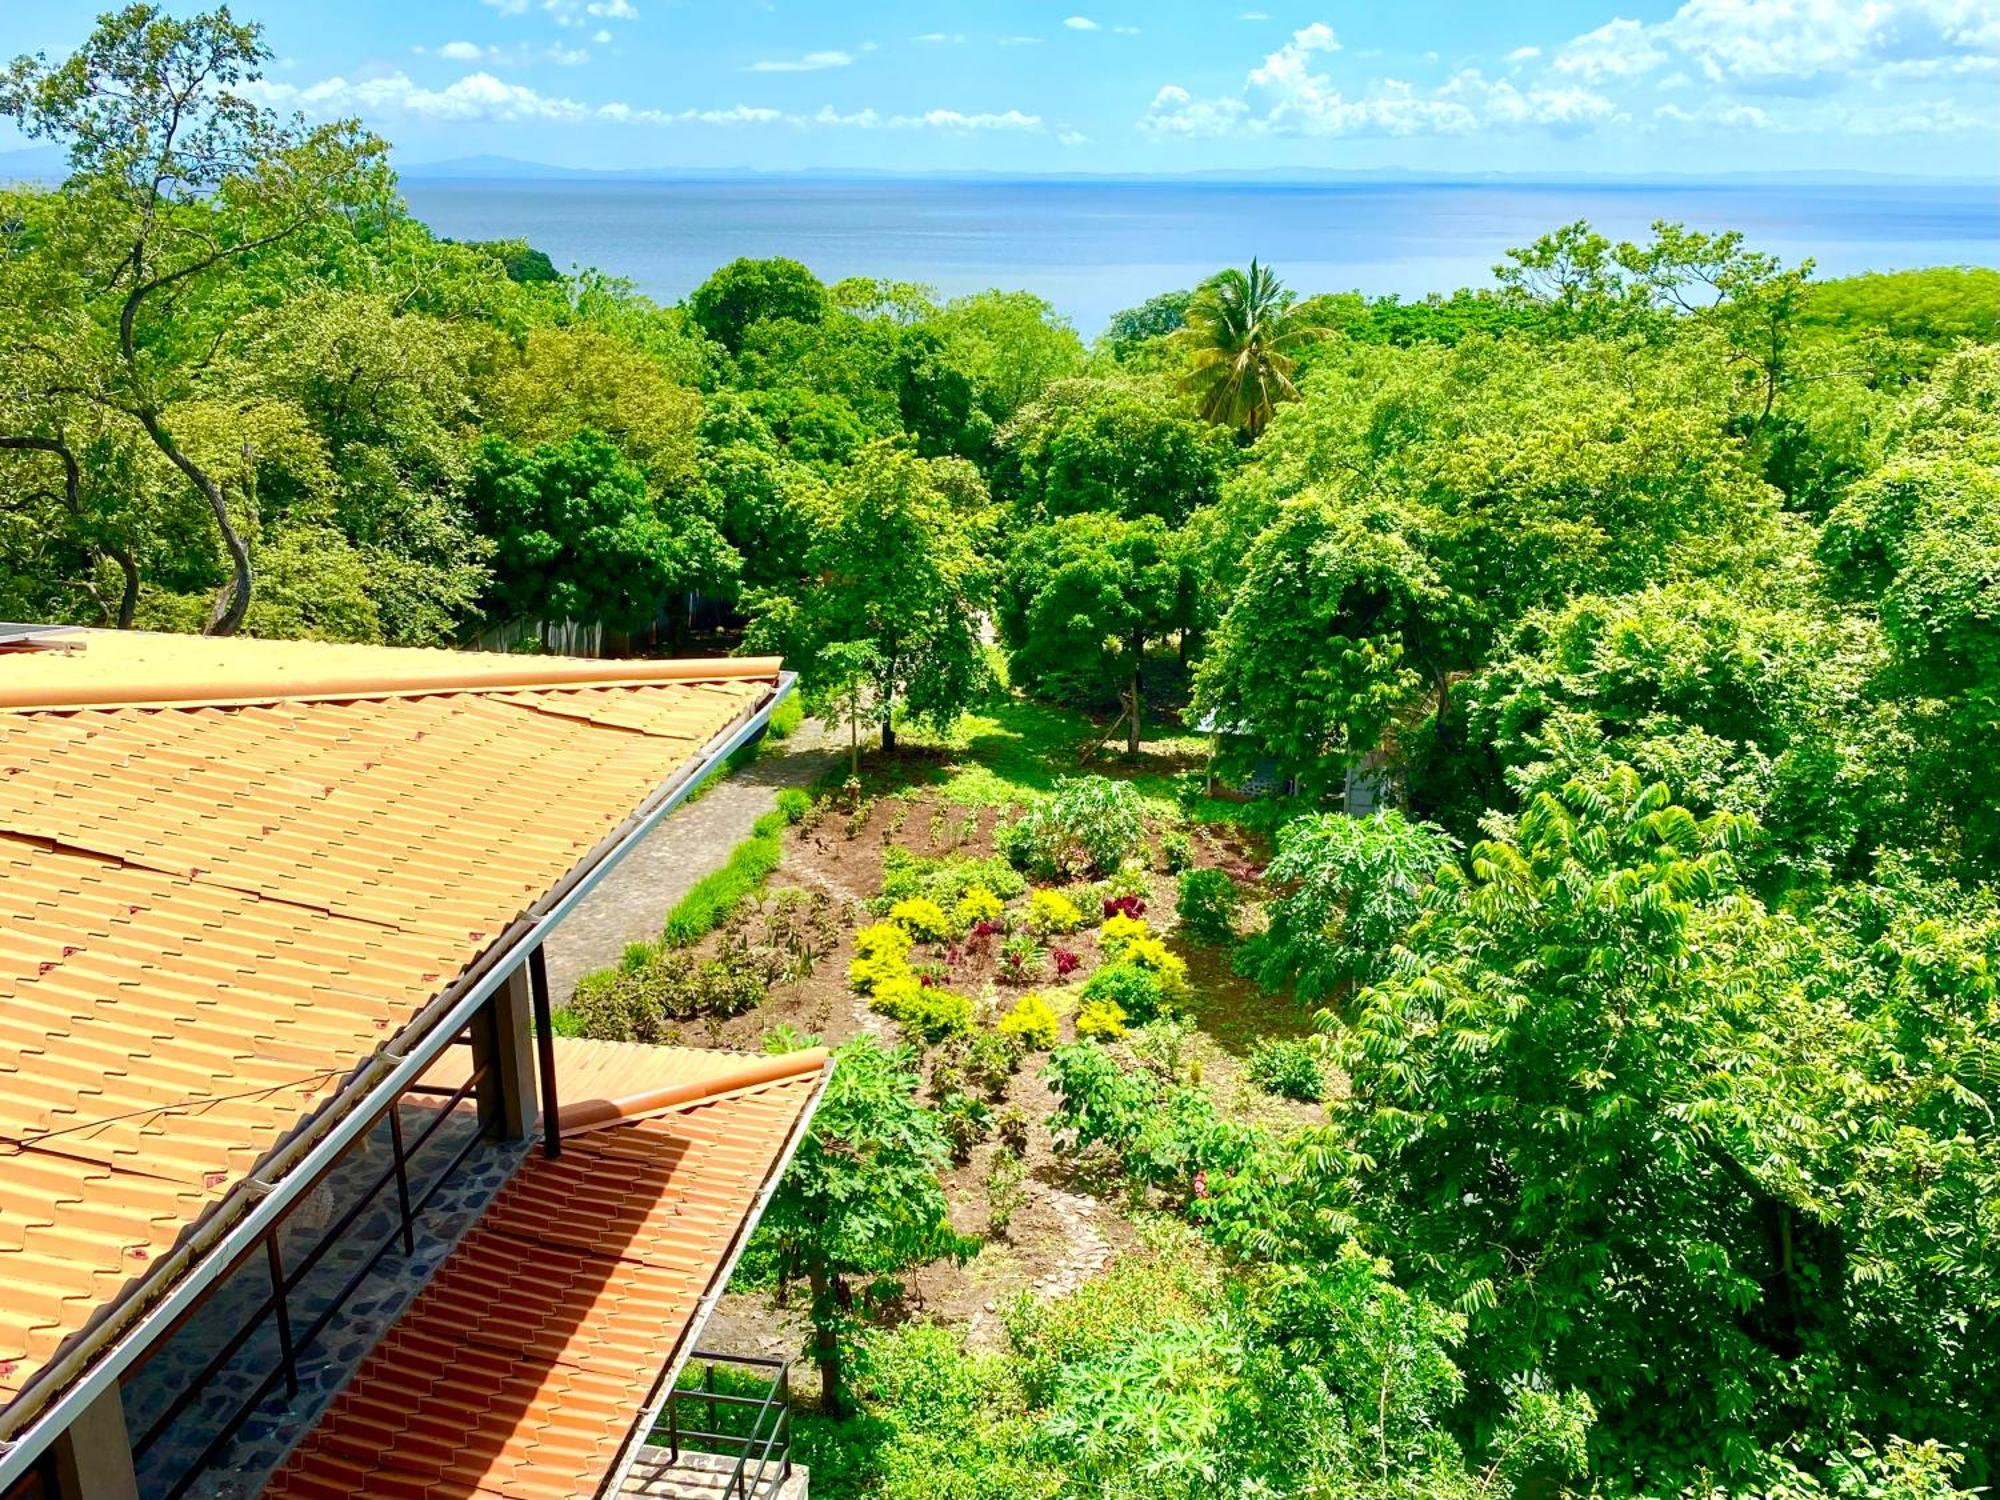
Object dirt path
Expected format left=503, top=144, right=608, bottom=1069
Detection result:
left=541, top=719, right=839, bottom=1003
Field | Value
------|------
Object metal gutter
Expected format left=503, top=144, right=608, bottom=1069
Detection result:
left=596, top=1051, right=836, bottom=1500
left=0, top=670, right=796, bottom=1489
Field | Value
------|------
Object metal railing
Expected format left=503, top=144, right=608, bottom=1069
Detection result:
left=656, top=1350, right=794, bottom=1499
left=129, top=1030, right=494, bottom=1500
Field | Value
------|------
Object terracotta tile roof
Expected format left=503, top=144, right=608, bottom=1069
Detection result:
left=265, top=1039, right=829, bottom=1500
left=0, top=632, right=782, bottom=1411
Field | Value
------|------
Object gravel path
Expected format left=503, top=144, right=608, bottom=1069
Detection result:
left=541, top=718, right=839, bottom=1003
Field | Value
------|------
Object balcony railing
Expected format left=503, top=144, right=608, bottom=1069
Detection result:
left=654, top=1350, right=794, bottom=1500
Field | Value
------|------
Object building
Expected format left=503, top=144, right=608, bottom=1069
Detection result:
left=0, top=626, right=828, bottom=1500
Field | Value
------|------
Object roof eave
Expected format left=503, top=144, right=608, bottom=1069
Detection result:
left=0, top=670, right=795, bottom=1488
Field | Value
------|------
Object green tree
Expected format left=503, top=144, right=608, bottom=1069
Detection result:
left=1194, top=494, right=1466, bottom=797
left=466, top=429, right=736, bottom=633
left=758, top=1036, right=967, bottom=1416
left=1174, top=260, right=1325, bottom=438
left=747, top=440, right=989, bottom=752
left=1337, top=768, right=2000, bottom=1484
left=1236, top=810, right=1456, bottom=1002
left=688, top=255, right=828, bottom=353
left=1, top=4, right=385, bottom=633
left=998, top=513, right=1194, bottom=749
left=998, top=377, right=1231, bottom=529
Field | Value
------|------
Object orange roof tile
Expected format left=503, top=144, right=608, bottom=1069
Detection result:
left=265, top=1039, right=828, bottom=1500
left=0, top=632, right=781, bottom=1413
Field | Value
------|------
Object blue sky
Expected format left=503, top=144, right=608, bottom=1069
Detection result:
left=6, top=1, right=1997, bottom=177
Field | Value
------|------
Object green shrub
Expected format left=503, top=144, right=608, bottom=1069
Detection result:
left=966, top=1030, right=1024, bottom=1099
left=1081, top=961, right=1166, bottom=1025
left=1159, top=828, right=1195, bottom=873
left=984, top=1148, right=1026, bottom=1237
left=1247, top=1038, right=1326, bottom=1103
left=663, top=801, right=803, bottom=946
left=568, top=947, right=767, bottom=1042
left=775, top=786, right=812, bottom=821
left=767, top=691, right=805, bottom=741
left=999, top=776, right=1147, bottom=880
left=1176, top=867, right=1241, bottom=944
left=880, top=847, right=1027, bottom=908
left=934, top=1089, right=993, bottom=1163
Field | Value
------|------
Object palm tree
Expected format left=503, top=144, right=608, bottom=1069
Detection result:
left=1175, top=260, right=1324, bottom=439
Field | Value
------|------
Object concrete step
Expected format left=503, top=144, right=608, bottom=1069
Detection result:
left=621, top=1446, right=808, bottom=1499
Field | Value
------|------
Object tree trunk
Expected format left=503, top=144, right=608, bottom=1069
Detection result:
left=109, top=543, right=139, bottom=629
left=808, top=1267, right=844, bottom=1418
left=1127, top=670, right=1143, bottom=755
left=137, top=409, right=250, bottom=635
left=849, top=712, right=860, bottom=780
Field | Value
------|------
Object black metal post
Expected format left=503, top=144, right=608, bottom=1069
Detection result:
left=387, top=1105, right=416, bottom=1255
left=265, top=1236, right=298, bottom=1398
left=529, top=944, right=561, bottom=1159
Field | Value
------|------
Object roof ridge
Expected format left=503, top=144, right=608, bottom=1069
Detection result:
left=556, top=1047, right=831, bottom=1136
left=0, top=630, right=781, bottom=713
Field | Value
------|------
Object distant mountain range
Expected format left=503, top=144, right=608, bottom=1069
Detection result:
left=2, top=144, right=1984, bottom=189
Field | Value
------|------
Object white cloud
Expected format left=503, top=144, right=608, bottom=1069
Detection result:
left=747, top=49, right=853, bottom=72
left=1064, top=17, right=1101, bottom=30
left=438, top=40, right=484, bottom=60
left=1001, top=35, right=1043, bottom=44
left=1239, top=10, right=1272, bottom=19
left=592, top=28, right=612, bottom=43
left=248, top=70, right=590, bottom=122
left=254, top=69, right=1043, bottom=134
left=913, top=32, right=965, bottom=43
left=1144, top=21, right=1622, bottom=138
left=1551, top=18, right=1666, bottom=80
left=1059, top=128, right=1090, bottom=144
left=1505, top=44, right=1542, bottom=62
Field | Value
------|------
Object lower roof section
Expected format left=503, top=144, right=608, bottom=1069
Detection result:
left=262, top=1039, right=829, bottom=1500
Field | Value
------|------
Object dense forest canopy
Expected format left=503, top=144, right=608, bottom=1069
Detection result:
left=6, top=10, right=2000, bottom=1500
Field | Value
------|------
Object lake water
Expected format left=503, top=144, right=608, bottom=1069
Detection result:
left=400, top=177, right=1999, bottom=336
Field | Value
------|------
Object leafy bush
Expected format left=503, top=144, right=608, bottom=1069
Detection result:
left=775, top=785, right=812, bottom=820
left=1098, top=911, right=1151, bottom=957
left=1159, top=828, right=1196, bottom=873
left=1027, top=887, right=1086, bottom=935
left=568, top=947, right=767, bottom=1042
left=767, top=692, right=806, bottom=741
left=1246, top=1038, right=1326, bottom=1102
left=997, top=931, right=1044, bottom=984
left=1051, top=946, right=1082, bottom=979
left=966, top=1030, right=1024, bottom=1098
left=889, top=896, right=954, bottom=942
left=999, top=776, right=1147, bottom=879
left=881, top=846, right=1027, bottom=908
left=997, top=993, right=1060, bottom=1050
left=871, top=977, right=974, bottom=1042
left=1236, top=809, right=1456, bottom=1000
left=1176, top=867, right=1240, bottom=944
left=660, top=788, right=811, bottom=946
left=984, top=1148, right=1027, bottom=1237
left=1081, top=961, right=1168, bottom=1024
left=954, top=886, right=1005, bottom=930
left=934, top=1089, right=993, bottom=1163
left=1075, top=997, right=1128, bottom=1040
left=849, top=921, right=916, bottom=992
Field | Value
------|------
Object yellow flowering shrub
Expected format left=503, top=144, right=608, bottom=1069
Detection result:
left=1075, top=997, right=1128, bottom=1040
left=1028, top=888, right=1086, bottom=935
left=889, top=897, right=953, bottom=942
left=997, top=993, right=1060, bottom=1050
